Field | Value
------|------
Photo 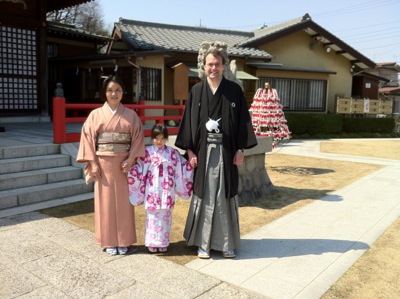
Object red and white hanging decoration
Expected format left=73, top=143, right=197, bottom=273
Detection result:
left=250, top=86, right=291, bottom=148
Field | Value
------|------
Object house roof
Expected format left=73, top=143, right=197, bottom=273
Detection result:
left=47, top=0, right=93, bottom=13
left=240, top=13, right=376, bottom=70
left=354, top=72, right=390, bottom=83
left=376, top=62, right=400, bottom=72
left=380, top=86, right=400, bottom=94
left=48, top=22, right=110, bottom=43
left=246, top=62, right=337, bottom=75
left=187, top=67, right=259, bottom=80
left=112, top=18, right=272, bottom=59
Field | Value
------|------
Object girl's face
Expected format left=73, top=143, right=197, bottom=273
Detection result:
left=153, top=134, right=167, bottom=149
left=105, top=81, right=123, bottom=110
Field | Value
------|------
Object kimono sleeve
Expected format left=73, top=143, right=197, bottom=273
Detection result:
left=127, top=157, right=147, bottom=206
left=76, top=113, right=98, bottom=184
left=76, top=113, right=97, bottom=164
left=173, top=149, right=194, bottom=200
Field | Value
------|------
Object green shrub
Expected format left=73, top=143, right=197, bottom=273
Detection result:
left=285, top=113, right=342, bottom=135
left=342, top=117, right=395, bottom=133
left=285, top=113, right=396, bottom=136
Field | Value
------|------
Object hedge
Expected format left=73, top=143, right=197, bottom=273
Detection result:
left=285, top=113, right=395, bottom=135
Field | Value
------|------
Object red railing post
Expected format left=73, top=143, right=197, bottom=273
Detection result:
left=53, top=83, right=66, bottom=144
left=138, top=96, right=145, bottom=124
left=51, top=95, right=185, bottom=143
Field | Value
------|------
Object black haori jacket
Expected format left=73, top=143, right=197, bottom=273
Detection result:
left=175, top=77, right=257, bottom=199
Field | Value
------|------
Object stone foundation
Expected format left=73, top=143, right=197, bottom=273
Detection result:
left=238, top=136, right=274, bottom=203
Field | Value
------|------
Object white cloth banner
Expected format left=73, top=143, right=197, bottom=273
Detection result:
left=363, top=98, right=370, bottom=113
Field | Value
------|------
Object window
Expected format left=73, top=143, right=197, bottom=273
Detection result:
left=140, top=67, right=161, bottom=101
left=259, top=77, right=326, bottom=112
left=0, top=26, right=38, bottom=112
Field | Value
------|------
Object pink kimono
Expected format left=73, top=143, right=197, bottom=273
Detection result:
left=77, top=103, right=145, bottom=248
left=128, top=145, right=193, bottom=248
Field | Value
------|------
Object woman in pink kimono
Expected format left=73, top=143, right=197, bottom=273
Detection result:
left=77, top=75, right=145, bottom=256
left=128, top=124, right=193, bottom=253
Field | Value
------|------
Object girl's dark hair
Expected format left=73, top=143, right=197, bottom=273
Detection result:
left=151, top=124, right=169, bottom=139
left=100, top=75, right=125, bottom=102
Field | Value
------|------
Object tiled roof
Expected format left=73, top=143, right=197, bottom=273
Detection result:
left=47, top=0, right=93, bottom=13
left=380, top=86, right=400, bottom=93
left=245, top=15, right=307, bottom=44
left=115, top=19, right=272, bottom=59
left=48, top=22, right=110, bottom=41
left=240, top=13, right=375, bottom=69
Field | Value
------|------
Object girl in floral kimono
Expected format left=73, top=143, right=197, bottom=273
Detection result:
left=128, top=124, right=193, bottom=253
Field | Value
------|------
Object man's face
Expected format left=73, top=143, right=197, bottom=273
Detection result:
left=204, top=54, right=223, bottom=80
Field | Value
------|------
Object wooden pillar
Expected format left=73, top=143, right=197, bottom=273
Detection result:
left=38, top=0, right=49, bottom=117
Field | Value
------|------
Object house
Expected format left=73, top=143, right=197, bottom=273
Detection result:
left=107, top=18, right=270, bottom=108
left=0, top=0, right=106, bottom=120
left=46, top=22, right=110, bottom=115
left=238, top=14, right=384, bottom=113
left=105, top=14, right=389, bottom=117
left=369, top=62, right=400, bottom=114
left=1, top=5, right=391, bottom=121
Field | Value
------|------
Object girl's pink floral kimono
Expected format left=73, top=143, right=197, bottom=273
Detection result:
left=128, top=145, right=193, bottom=250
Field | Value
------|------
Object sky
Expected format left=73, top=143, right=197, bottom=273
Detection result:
left=99, top=0, right=400, bottom=64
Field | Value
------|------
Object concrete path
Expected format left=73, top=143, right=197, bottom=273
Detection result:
left=186, top=139, right=400, bottom=298
left=1, top=122, right=399, bottom=298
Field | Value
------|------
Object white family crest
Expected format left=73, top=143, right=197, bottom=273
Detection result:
left=205, top=118, right=221, bottom=133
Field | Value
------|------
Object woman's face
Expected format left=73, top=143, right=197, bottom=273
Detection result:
left=105, top=81, right=123, bottom=110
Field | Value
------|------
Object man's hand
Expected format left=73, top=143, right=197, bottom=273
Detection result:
left=233, top=150, right=244, bottom=166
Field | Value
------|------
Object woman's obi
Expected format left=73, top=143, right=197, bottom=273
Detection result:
left=96, top=132, right=131, bottom=152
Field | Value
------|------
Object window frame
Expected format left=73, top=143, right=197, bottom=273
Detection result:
left=140, top=67, right=161, bottom=101
left=259, top=77, right=327, bottom=112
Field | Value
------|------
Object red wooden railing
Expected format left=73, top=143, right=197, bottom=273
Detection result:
left=53, top=97, right=184, bottom=144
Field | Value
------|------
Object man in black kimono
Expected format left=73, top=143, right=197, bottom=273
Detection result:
left=175, top=42, right=257, bottom=259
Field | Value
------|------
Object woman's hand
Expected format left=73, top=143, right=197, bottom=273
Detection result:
left=122, top=158, right=136, bottom=173
left=121, top=159, right=130, bottom=173
left=89, top=161, right=101, bottom=179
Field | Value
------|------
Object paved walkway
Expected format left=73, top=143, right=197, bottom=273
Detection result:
left=187, top=139, right=400, bottom=298
left=1, top=122, right=399, bottom=298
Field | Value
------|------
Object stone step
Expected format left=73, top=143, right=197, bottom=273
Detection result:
left=0, top=143, right=60, bottom=159
left=0, top=179, right=93, bottom=210
left=0, top=166, right=82, bottom=191
left=0, top=154, right=71, bottom=175
left=0, top=192, right=94, bottom=218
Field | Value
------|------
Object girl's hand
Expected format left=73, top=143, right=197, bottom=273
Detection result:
left=187, top=149, right=197, bottom=168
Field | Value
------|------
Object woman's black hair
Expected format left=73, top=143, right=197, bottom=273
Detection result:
left=151, top=123, right=169, bottom=139
left=100, top=75, right=125, bottom=102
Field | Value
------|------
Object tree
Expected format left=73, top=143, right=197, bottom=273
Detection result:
left=47, top=1, right=109, bottom=36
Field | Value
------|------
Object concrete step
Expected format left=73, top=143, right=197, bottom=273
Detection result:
left=0, top=192, right=94, bottom=218
left=0, top=143, right=93, bottom=215
left=0, top=154, right=71, bottom=175
left=0, top=179, right=94, bottom=210
left=0, top=166, right=82, bottom=191
left=0, top=143, right=60, bottom=159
